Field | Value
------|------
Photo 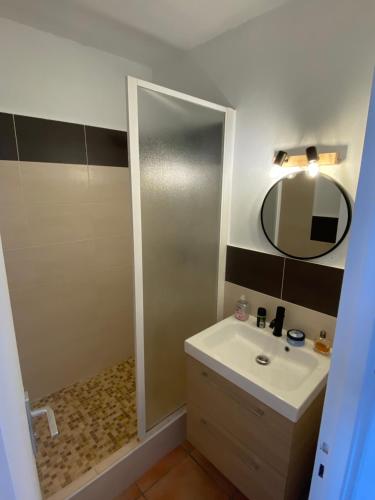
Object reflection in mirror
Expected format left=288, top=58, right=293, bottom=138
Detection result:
left=261, top=172, right=351, bottom=259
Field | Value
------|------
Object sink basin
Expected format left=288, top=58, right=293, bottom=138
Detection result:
left=184, top=316, right=330, bottom=422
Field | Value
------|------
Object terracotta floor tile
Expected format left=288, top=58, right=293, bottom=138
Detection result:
left=144, top=457, right=229, bottom=500
left=137, top=446, right=188, bottom=492
left=232, top=489, right=251, bottom=500
left=114, top=482, right=143, bottom=500
left=181, top=440, right=194, bottom=453
left=191, top=449, right=236, bottom=497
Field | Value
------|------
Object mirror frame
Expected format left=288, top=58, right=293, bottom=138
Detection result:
left=260, top=172, right=352, bottom=260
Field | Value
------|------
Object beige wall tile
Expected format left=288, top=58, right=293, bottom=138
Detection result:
left=10, top=282, right=78, bottom=359
left=88, top=165, right=130, bottom=202
left=94, top=264, right=134, bottom=325
left=0, top=160, right=23, bottom=203
left=8, top=255, right=134, bottom=398
left=12, top=278, right=133, bottom=399
left=0, top=202, right=30, bottom=250
left=2, top=162, right=135, bottom=398
left=95, top=262, right=130, bottom=295
left=91, top=235, right=133, bottom=271
left=27, top=202, right=92, bottom=245
left=20, top=162, right=88, bottom=203
left=94, top=264, right=134, bottom=357
left=87, top=200, right=131, bottom=238
left=224, top=281, right=337, bottom=342
left=4, top=248, right=38, bottom=291
left=4, top=240, right=94, bottom=292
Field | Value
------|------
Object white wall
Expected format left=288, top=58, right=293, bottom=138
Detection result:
left=0, top=17, right=152, bottom=130
left=0, top=0, right=180, bottom=68
left=155, top=0, right=375, bottom=268
left=154, top=53, right=232, bottom=107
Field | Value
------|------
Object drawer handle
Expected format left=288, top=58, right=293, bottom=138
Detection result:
left=201, top=371, right=209, bottom=378
left=199, top=418, right=259, bottom=472
left=251, top=407, right=264, bottom=418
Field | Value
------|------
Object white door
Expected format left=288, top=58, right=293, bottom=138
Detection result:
left=126, top=77, right=235, bottom=439
left=0, top=237, right=41, bottom=500
left=309, top=73, right=375, bottom=499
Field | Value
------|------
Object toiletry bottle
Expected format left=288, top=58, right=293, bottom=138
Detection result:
left=257, top=307, right=267, bottom=328
left=234, top=295, right=249, bottom=321
left=314, top=330, right=331, bottom=355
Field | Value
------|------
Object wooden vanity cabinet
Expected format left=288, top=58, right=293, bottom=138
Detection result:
left=186, top=356, right=324, bottom=500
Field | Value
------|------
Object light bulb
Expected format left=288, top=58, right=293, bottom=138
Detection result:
left=307, top=161, right=319, bottom=178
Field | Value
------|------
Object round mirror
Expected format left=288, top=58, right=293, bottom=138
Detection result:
left=261, top=172, right=351, bottom=260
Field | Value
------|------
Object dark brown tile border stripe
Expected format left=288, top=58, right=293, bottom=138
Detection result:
left=0, top=112, right=128, bottom=167
left=226, top=245, right=343, bottom=316
left=226, top=246, right=284, bottom=298
left=85, top=125, right=128, bottom=167
left=15, top=115, right=86, bottom=164
left=0, top=112, right=18, bottom=160
left=282, top=258, right=343, bottom=316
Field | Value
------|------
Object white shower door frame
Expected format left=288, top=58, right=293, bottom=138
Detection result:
left=126, top=77, right=235, bottom=439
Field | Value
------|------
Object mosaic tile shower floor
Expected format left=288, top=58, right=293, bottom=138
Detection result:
left=32, top=357, right=137, bottom=498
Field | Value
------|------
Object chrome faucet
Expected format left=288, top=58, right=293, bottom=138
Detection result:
left=269, top=306, right=285, bottom=337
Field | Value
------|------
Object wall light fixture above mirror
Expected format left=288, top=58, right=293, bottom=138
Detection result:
left=273, top=146, right=340, bottom=178
left=261, top=172, right=351, bottom=260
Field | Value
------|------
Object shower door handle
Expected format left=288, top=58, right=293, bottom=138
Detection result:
left=25, top=391, right=59, bottom=455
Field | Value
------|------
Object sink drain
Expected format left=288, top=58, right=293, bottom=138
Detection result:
left=256, top=354, right=270, bottom=366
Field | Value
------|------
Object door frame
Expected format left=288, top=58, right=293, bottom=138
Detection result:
left=309, top=72, right=375, bottom=499
left=126, top=77, right=235, bottom=439
left=0, top=237, right=41, bottom=500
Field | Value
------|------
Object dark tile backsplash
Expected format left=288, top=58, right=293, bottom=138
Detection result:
left=283, top=259, right=343, bottom=316
left=0, top=112, right=18, bottom=160
left=226, top=246, right=284, bottom=298
left=15, top=115, right=86, bottom=164
left=226, top=245, right=343, bottom=316
left=2, top=113, right=128, bottom=167
left=85, top=126, right=128, bottom=167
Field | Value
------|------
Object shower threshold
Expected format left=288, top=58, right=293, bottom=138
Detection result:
left=47, top=409, right=186, bottom=500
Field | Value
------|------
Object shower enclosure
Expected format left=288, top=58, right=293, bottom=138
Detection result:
left=127, top=78, right=234, bottom=437
left=0, top=114, right=137, bottom=497
left=0, top=79, right=234, bottom=500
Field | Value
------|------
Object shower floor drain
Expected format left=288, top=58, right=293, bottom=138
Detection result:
left=255, top=354, right=271, bottom=366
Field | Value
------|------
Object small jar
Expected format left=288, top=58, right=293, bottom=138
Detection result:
left=257, top=307, right=267, bottom=328
left=287, top=329, right=305, bottom=347
left=234, top=295, right=249, bottom=321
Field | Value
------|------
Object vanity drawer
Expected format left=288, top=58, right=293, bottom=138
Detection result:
left=187, top=356, right=293, bottom=474
left=188, top=405, right=286, bottom=500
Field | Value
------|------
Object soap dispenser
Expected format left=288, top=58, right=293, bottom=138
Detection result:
left=314, top=330, right=331, bottom=355
left=234, top=295, right=249, bottom=321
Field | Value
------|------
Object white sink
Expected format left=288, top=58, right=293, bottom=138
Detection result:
left=184, top=316, right=330, bottom=422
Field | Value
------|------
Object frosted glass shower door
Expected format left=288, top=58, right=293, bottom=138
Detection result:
left=127, top=78, right=234, bottom=436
